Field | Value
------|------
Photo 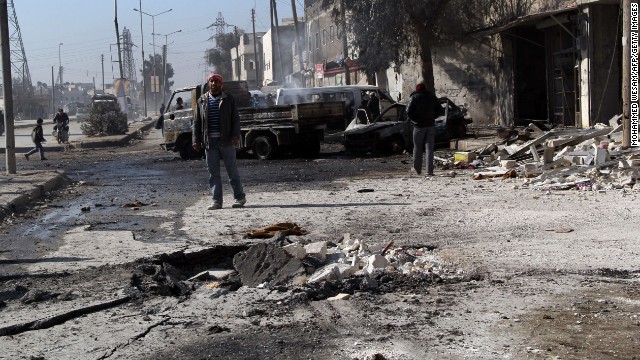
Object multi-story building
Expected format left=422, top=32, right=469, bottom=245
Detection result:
left=230, top=32, right=266, bottom=89
left=299, top=0, right=625, bottom=128
left=262, top=18, right=305, bottom=87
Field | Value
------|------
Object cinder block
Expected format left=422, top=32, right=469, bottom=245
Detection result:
left=304, top=241, right=327, bottom=262
left=500, top=160, right=518, bottom=168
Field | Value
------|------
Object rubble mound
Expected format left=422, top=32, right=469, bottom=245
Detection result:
left=130, top=231, right=480, bottom=301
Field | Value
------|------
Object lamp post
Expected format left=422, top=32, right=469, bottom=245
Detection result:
left=154, top=29, right=181, bottom=104
left=58, top=42, right=63, bottom=108
left=133, top=7, right=172, bottom=115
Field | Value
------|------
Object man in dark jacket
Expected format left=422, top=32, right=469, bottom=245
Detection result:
left=24, top=118, right=47, bottom=161
left=193, top=72, right=246, bottom=210
left=367, top=91, right=381, bottom=121
left=406, top=82, right=441, bottom=176
left=52, top=108, right=69, bottom=132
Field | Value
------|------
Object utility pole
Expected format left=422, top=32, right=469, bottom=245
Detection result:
left=114, top=0, right=124, bottom=79
left=251, top=9, right=260, bottom=88
left=271, top=0, right=284, bottom=84
left=51, top=66, right=55, bottom=115
left=138, top=0, right=147, bottom=117
left=162, top=44, right=167, bottom=103
left=234, top=26, right=240, bottom=80
left=101, top=54, right=105, bottom=92
left=340, top=0, right=350, bottom=85
left=291, top=0, right=305, bottom=87
left=1, top=0, right=16, bottom=174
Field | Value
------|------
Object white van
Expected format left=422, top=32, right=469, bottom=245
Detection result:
left=275, top=85, right=397, bottom=130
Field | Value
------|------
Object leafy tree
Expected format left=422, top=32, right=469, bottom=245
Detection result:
left=141, top=53, right=175, bottom=98
left=81, top=101, right=128, bottom=136
left=205, top=30, right=244, bottom=81
left=206, top=48, right=232, bottom=79
left=339, top=0, right=535, bottom=92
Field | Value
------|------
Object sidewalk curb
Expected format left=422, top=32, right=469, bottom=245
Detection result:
left=0, top=172, right=71, bottom=223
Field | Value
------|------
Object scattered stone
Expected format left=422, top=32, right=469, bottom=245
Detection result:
left=327, top=293, right=351, bottom=301
left=304, top=241, right=328, bottom=263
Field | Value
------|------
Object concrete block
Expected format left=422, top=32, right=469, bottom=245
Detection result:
left=500, top=160, right=518, bottom=169
left=543, top=145, right=555, bottom=164
left=304, top=241, right=327, bottom=262
left=592, top=144, right=608, bottom=165
left=366, top=254, right=391, bottom=274
left=283, top=244, right=306, bottom=260
left=454, top=152, right=476, bottom=163
left=327, top=293, right=351, bottom=301
left=307, top=263, right=354, bottom=283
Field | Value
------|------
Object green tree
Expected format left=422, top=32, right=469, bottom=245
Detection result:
left=141, top=53, right=175, bottom=98
left=81, top=101, right=128, bottom=136
left=205, top=30, right=244, bottom=81
left=339, top=0, right=534, bottom=92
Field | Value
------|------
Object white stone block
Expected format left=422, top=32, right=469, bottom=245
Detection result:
left=500, top=160, right=518, bottom=169
left=366, top=254, right=391, bottom=274
left=304, top=241, right=327, bottom=262
left=283, top=244, right=306, bottom=260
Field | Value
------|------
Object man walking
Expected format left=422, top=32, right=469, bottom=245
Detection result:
left=406, top=82, right=441, bottom=176
left=192, top=72, right=246, bottom=210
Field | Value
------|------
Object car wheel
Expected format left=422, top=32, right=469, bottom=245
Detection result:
left=253, top=136, right=277, bottom=160
left=387, top=135, right=405, bottom=154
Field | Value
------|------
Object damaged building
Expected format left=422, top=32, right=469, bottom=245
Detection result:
left=294, top=0, right=623, bottom=128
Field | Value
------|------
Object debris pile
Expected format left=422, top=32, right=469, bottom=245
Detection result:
left=454, top=116, right=640, bottom=191
left=232, top=229, right=472, bottom=294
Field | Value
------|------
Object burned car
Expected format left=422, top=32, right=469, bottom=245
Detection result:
left=342, top=97, right=472, bottom=154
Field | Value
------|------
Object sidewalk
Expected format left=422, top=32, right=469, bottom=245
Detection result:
left=0, top=117, right=156, bottom=222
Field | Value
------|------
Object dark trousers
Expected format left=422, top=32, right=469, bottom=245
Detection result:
left=26, top=142, right=45, bottom=159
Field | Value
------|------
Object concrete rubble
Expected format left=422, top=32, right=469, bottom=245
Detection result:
left=450, top=115, right=640, bottom=191
left=226, top=228, right=467, bottom=291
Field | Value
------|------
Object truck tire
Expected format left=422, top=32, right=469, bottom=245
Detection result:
left=253, top=136, right=277, bottom=160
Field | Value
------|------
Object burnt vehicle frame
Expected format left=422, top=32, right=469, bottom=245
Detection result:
left=342, top=97, right=472, bottom=154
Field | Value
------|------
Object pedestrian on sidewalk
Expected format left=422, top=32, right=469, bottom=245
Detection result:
left=192, top=71, right=247, bottom=210
left=407, top=82, right=441, bottom=176
left=25, top=118, right=47, bottom=161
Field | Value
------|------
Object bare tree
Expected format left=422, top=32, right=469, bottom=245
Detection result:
left=339, top=0, right=535, bottom=92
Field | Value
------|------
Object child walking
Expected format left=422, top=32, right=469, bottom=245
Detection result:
left=25, top=118, right=47, bottom=161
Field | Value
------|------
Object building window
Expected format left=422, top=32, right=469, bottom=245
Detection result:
left=322, top=29, right=327, bottom=46
left=315, top=32, right=319, bottom=49
left=330, top=26, right=334, bottom=42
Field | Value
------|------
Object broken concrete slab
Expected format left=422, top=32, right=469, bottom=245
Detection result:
left=233, top=243, right=306, bottom=287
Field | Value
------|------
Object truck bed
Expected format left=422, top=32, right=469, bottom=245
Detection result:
left=238, top=101, right=344, bottom=132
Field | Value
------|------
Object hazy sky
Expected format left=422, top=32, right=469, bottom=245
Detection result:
left=13, top=0, right=302, bottom=89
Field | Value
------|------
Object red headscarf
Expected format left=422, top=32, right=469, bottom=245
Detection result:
left=207, top=72, right=223, bottom=82
left=415, top=82, right=426, bottom=92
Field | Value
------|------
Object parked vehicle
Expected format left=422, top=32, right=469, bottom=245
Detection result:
left=342, top=98, right=472, bottom=154
left=160, top=82, right=345, bottom=160
left=275, top=85, right=396, bottom=130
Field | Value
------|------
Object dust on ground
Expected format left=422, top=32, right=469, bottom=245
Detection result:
left=0, top=131, right=639, bottom=359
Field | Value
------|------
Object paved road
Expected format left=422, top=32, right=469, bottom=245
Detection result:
left=1, top=116, right=149, bottom=152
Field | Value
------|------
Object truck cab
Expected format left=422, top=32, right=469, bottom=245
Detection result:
left=159, top=86, right=203, bottom=160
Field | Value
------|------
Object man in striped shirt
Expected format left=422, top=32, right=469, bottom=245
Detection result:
left=192, top=72, right=246, bottom=210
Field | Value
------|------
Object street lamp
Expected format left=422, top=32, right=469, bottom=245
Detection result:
left=154, top=29, right=181, bottom=104
left=133, top=7, right=172, bottom=115
left=58, top=42, right=63, bottom=108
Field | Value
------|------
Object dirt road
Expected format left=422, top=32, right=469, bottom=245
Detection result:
left=1, top=129, right=639, bottom=359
